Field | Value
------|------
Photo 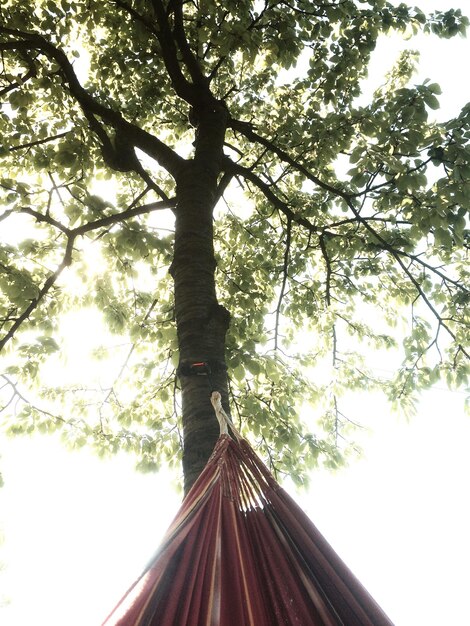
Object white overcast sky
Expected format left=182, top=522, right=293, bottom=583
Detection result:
left=1, top=2, right=470, bottom=625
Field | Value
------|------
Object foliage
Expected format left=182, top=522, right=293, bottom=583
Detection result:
left=0, top=0, right=469, bottom=484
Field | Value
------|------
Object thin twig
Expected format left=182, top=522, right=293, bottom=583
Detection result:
left=274, top=217, right=291, bottom=351
left=0, top=374, right=67, bottom=423
left=7, top=131, right=69, bottom=153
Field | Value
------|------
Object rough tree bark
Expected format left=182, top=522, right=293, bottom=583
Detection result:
left=172, top=101, right=231, bottom=493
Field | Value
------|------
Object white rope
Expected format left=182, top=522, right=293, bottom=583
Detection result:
left=210, top=391, right=242, bottom=441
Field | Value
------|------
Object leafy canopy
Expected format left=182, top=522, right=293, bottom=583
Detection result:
left=0, top=0, right=469, bottom=485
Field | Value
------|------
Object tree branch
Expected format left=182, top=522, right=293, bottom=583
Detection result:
left=18, top=196, right=175, bottom=237
left=100, top=298, right=158, bottom=408
left=228, top=117, right=438, bottom=205
left=0, top=27, right=185, bottom=178
left=6, top=131, right=69, bottom=153
left=319, top=233, right=332, bottom=306
left=0, top=374, right=68, bottom=424
left=0, top=235, right=75, bottom=352
left=149, top=0, right=198, bottom=103
left=0, top=46, right=37, bottom=95
left=228, top=117, right=351, bottom=200
left=111, top=0, right=158, bottom=35
left=345, top=200, right=470, bottom=359
left=222, top=156, right=320, bottom=233
left=73, top=198, right=176, bottom=236
left=0, top=65, right=35, bottom=96
left=227, top=157, right=464, bottom=291
left=171, top=0, right=207, bottom=87
left=226, top=156, right=468, bottom=359
left=19, top=206, right=71, bottom=233
left=274, top=217, right=291, bottom=351
left=213, top=171, right=233, bottom=207
left=0, top=197, right=175, bottom=351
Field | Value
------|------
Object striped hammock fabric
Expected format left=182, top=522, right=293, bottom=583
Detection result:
left=102, top=398, right=393, bottom=626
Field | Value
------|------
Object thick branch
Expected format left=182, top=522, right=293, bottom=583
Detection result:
left=171, top=0, right=207, bottom=87
left=112, top=0, right=201, bottom=103
left=228, top=118, right=436, bottom=204
left=223, top=156, right=320, bottom=232
left=0, top=28, right=185, bottom=177
left=150, top=0, right=197, bottom=103
left=73, top=198, right=176, bottom=236
left=228, top=118, right=351, bottom=200
left=213, top=172, right=233, bottom=207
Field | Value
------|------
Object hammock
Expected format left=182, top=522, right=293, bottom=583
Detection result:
left=102, top=393, right=394, bottom=626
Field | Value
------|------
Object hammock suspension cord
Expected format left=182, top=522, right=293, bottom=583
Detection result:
left=210, top=390, right=242, bottom=440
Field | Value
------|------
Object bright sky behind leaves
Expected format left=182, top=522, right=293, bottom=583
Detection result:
left=1, top=2, right=470, bottom=625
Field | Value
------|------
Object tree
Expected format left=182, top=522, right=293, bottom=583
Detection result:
left=0, top=0, right=468, bottom=494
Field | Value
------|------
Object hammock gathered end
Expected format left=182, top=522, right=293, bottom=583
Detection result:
left=102, top=393, right=394, bottom=626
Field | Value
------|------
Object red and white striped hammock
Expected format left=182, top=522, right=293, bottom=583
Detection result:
left=102, top=393, right=393, bottom=626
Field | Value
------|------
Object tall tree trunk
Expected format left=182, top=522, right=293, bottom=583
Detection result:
left=172, top=102, right=230, bottom=494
